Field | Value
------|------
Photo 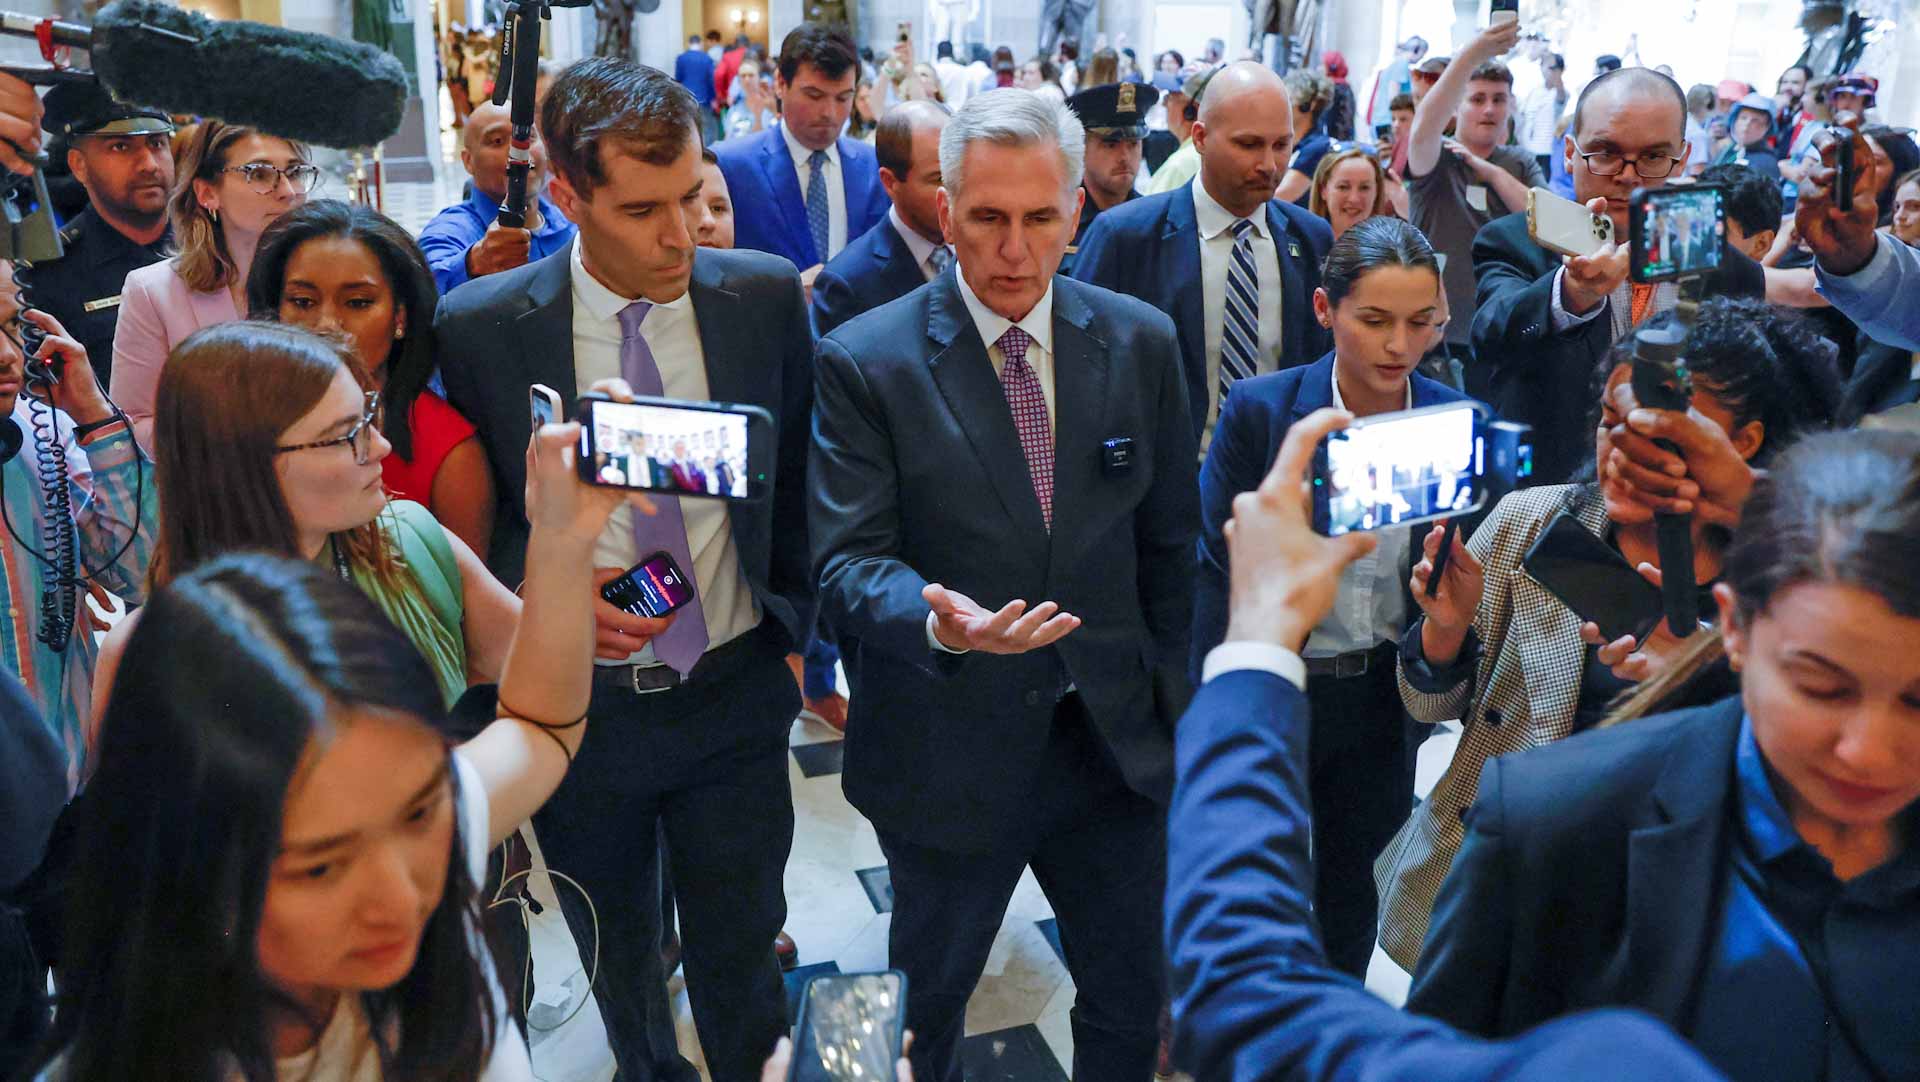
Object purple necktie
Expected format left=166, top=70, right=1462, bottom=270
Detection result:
left=618, top=301, right=710, bottom=674
left=997, top=325, right=1053, bottom=529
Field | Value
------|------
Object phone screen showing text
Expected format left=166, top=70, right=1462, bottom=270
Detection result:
left=1324, top=407, right=1478, bottom=535
left=604, top=555, right=694, bottom=618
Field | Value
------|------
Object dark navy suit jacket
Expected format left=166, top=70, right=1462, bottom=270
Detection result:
left=1190, top=353, right=1470, bottom=680
left=1071, top=180, right=1335, bottom=440
left=809, top=216, right=929, bottom=338
left=1167, top=667, right=1729, bottom=1080
left=811, top=272, right=1197, bottom=852
left=712, top=126, right=891, bottom=271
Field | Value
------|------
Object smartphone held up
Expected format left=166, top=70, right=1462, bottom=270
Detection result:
left=1311, top=402, right=1532, bottom=536
left=576, top=393, right=773, bottom=502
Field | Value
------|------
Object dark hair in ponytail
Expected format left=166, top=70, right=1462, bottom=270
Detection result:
left=1721, top=428, right=1920, bottom=626
left=1319, top=216, right=1440, bottom=307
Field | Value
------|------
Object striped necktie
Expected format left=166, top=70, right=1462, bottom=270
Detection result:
left=1219, top=217, right=1260, bottom=409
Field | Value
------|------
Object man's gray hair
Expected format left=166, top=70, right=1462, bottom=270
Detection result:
left=939, top=87, right=1085, bottom=201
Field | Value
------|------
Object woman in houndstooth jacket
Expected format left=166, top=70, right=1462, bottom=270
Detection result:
left=1372, top=297, right=1841, bottom=971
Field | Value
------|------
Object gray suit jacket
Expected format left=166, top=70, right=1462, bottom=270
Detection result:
left=810, top=270, right=1199, bottom=852
left=433, top=243, right=816, bottom=647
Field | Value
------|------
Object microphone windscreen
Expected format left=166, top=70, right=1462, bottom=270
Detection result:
left=89, top=0, right=409, bottom=149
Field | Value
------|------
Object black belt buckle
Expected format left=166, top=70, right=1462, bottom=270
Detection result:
left=595, top=663, right=683, bottom=695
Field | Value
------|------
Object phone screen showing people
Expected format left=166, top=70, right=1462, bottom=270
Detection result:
left=583, top=398, right=753, bottom=499
left=1632, top=185, right=1725, bottom=282
left=1316, top=403, right=1485, bottom=535
left=601, top=551, right=695, bottom=618
left=790, top=972, right=906, bottom=1082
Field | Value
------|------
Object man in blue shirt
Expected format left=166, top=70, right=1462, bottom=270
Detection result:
left=417, top=101, right=577, bottom=295
left=675, top=33, right=719, bottom=143
left=1802, top=117, right=1920, bottom=350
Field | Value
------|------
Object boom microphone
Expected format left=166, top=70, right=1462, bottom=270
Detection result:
left=4, top=0, right=409, bottom=149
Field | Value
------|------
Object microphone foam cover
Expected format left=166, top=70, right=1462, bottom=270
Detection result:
left=90, top=0, right=409, bottom=149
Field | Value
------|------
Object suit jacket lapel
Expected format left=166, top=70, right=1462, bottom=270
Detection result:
left=926, top=275, right=1050, bottom=562
left=1047, top=279, right=1109, bottom=578
left=839, top=136, right=878, bottom=232
left=1612, top=700, right=1742, bottom=1021
left=512, top=246, right=578, bottom=405
left=1512, top=493, right=1608, bottom=737
left=1267, top=202, right=1310, bottom=364
left=877, top=219, right=931, bottom=299
left=1164, top=189, right=1206, bottom=384
left=687, top=255, right=755, bottom=537
left=759, top=131, right=817, bottom=267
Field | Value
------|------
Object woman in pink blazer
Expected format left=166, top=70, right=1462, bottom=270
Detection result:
left=111, top=120, right=313, bottom=448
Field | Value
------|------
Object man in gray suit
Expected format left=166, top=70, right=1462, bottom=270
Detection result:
left=434, top=58, right=814, bottom=1082
left=811, top=88, right=1199, bottom=1082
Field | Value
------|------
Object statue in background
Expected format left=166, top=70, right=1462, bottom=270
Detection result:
left=594, top=0, right=636, bottom=60
left=1039, top=0, right=1091, bottom=56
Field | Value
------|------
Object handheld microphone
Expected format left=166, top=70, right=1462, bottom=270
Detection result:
left=0, top=0, right=409, bottom=148
left=1628, top=323, right=1700, bottom=638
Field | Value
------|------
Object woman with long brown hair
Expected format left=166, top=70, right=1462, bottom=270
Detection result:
left=90, top=321, right=521, bottom=722
left=110, top=121, right=315, bottom=448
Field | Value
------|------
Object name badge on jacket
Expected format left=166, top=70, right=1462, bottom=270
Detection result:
left=82, top=295, right=122, bottom=314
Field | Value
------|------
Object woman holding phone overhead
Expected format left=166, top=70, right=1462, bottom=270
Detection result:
left=1375, top=296, right=1841, bottom=972
left=1191, top=216, right=1463, bottom=977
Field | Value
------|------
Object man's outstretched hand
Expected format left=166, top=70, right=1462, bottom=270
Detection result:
left=924, top=583, right=1081, bottom=654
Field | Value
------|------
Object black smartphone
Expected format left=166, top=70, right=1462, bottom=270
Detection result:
left=1313, top=401, right=1490, bottom=535
left=576, top=394, right=774, bottom=501
left=1374, top=121, right=1393, bottom=141
left=789, top=971, right=907, bottom=1082
left=600, top=550, right=695, bottom=618
left=1520, top=511, right=1663, bottom=642
left=1836, top=132, right=1856, bottom=213
left=1629, top=184, right=1727, bottom=283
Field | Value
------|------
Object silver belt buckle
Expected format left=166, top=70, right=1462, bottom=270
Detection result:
left=630, top=665, right=677, bottom=694
left=1334, top=651, right=1371, bottom=679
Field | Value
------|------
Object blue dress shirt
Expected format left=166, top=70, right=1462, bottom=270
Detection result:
left=1686, top=715, right=1920, bottom=1082
left=418, top=188, right=577, bottom=295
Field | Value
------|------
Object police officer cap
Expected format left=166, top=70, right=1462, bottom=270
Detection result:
left=42, top=80, right=174, bottom=139
left=1067, top=81, right=1159, bottom=142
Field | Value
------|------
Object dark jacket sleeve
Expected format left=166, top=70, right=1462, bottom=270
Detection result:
left=1469, top=222, right=1573, bottom=381
left=809, top=264, right=856, bottom=340
left=1189, top=387, right=1268, bottom=683
left=0, top=671, right=66, bottom=891
left=768, top=268, right=817, bottom=641
left=1168, top=670, right=1485, bottom=1079
left=1404, top=753, right=1519, bottom=1036
left=1135, top=313, right=1200, bottom=720
left=809, top=335, right=947, bottom=671
left=1069, top=209, right=1123, bottom=288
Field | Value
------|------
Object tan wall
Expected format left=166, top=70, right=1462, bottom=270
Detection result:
left=703, top=0, right=770, bottom=51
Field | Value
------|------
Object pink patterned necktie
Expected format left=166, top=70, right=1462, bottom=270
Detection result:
left=996, top=325, right=1053, bottom=530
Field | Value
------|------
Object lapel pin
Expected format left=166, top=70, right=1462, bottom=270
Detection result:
left=1288, top=241, right=1302, bottom=258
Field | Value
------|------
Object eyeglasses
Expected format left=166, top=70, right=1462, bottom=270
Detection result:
left=274, top=392, right=381, bottom=466
left=222, top=162, right=322, bottom=195
left=1573, top=147, right=1683, bottom=179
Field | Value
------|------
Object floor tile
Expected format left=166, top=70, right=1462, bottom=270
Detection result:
left=783, top=961, right=843, bottom=1025
left=960, top=1024, right=1071, bottom=1082
left=789, top=739, right=846, bottom=778
left=1035, top=918, right=1065, bottom=966
left=855, top=865, right=894, bottom=913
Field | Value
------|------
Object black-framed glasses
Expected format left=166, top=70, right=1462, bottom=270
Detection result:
left=274, top=392, right=381, bottom=466
left=222, top=161, right=322, bottom=195
left=1573, top=147, right=1683, bottom=179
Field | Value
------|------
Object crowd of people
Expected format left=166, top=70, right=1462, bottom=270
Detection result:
left=0, top=9, right=1915, bottom=1082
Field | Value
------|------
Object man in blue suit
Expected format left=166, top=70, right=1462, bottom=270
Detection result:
left=673, top=33, right=718, bottom=143
left=1074, top=61, right=1334, bottom=447
left=810, top=99, right=953, bottom=338
left=713, top=22, right=890, bottom=295
left=1169, top=405, right=1729, bottom=1082
left=812, top=89, right=1197, bottom=1082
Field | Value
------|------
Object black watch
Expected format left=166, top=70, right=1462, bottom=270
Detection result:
left=70, top=414, right=126, bottom=440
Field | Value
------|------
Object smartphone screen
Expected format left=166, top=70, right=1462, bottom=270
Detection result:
left=579, top=396, right=765, bottom=500
left=1316, top=403, right=1486, bottom=535
left=1631, top=185, right=1726, bottom=282
left=790, top=972, right=906, bottom=1082
left=600, top=551, right=695, bottom=618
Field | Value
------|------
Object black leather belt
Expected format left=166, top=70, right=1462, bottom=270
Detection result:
left=1304, top=641, right=1397, bottom=679
left=591, top=622, right=775, bottom=695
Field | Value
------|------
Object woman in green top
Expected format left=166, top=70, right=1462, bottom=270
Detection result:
left=92, top=321, right=521, bottom=720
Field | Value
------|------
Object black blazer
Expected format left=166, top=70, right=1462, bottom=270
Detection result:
left=433, top=243, right=816, bottom=648
left=1070, top=181, right=1335, bottom=441
left=1407, top=697, right=1749, bottom=1036
left=1469, top=214, right=1765, bottom=485
left=810, top=271, right=1199, bottom=853
left=1839, top=338, right=1920, bottom=426
left=809, top=216, right=930, bottom=339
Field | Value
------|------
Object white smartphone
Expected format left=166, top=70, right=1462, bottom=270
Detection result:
left=1527, top=186, right=1614, bottom=259
left=529, top=383, right=562, bottom=461
left=1490, top=0, right=1519, bottom=24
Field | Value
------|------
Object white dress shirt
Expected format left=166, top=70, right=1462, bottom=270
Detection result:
left=889, top=206, right=950, bottom=282
left=1193, top=178, right=1284, bottom=441
left=570, top=242, right=760, bottom=665
left=781, top=121, right=847, bottom=262
left=926, top=269, right=1058, bottom=653
left=1306, top=367, right=1412, bottom=658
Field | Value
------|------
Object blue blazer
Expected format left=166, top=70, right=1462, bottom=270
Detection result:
left=811, top=272, right=1198, bottom=852
left=809, top=216, right=928, bottom=338
left=712, top=126, right=891, bottom=271
left=1071, top=181, right=1335, bottom=440
left=1190, top=352, right=1470, bottom=680
left=1166, top=667, right=1730, bottom=1081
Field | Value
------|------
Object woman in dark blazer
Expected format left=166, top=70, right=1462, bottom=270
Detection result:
left=1377, top=298, right=1841, bottom=970
left=1192, top=215, right=1467, bottom=976
left=1408, top=429, right=1920, bottom=1082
